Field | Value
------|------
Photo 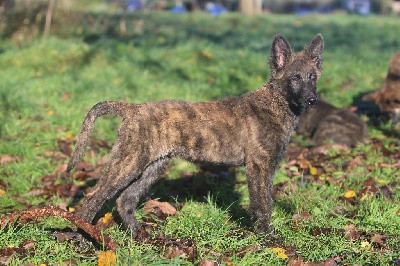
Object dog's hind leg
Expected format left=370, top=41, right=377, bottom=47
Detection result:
left=116, top=158, right=170, bottom=234
left=75, top=142, right=147, bottom=223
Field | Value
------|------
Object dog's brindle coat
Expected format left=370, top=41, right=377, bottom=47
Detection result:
left=67, top=34, right=324, bottom=233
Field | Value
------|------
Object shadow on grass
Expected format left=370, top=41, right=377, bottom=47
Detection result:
left=70, top=163, right=253, bottom=230
left=147, top=164, right=253, bottom=229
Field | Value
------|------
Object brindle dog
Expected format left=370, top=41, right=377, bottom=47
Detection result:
left=363, top=51, right=400, bottom=132
left=297, top=99, right=368, bottom=147
left=67, top=34, right=324, bottom=233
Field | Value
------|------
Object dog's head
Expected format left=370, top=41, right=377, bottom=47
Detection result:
left=269, top=34, right=324, bottom=116
left=362, top=51, right=400, bottom=132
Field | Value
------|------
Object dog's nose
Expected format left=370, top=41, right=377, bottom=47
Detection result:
left=307, top=97, right=317, bottom=106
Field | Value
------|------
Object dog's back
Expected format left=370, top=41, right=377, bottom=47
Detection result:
left=297, top=100, right=367, bottom=146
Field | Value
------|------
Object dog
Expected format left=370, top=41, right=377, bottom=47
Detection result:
left=67, top=34, right=324, bottom=234
left=362, top=51, right=400, bottom=132
left=296, top=99, right=368, bottom=146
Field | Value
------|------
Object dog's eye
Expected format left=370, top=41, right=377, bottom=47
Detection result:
left=308, top=73, right=316, bottom=81
left=291, top=74, right=302, bottom=81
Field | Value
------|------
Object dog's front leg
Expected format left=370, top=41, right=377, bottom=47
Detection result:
left=245, top=155, right=278, bottom=233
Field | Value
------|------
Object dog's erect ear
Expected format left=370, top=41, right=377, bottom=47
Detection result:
left=304, top=34, right=324, bottom=70
left=270, top=34, right=292, bottom=77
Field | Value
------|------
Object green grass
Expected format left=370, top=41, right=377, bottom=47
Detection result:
left=0, top=10, right=399, bottom=265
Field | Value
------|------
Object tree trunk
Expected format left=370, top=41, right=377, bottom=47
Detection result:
left=240, top=0, right=262, bottom=15
left=44, top=0, right=55, bottom=37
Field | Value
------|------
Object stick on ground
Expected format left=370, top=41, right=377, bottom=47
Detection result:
left=0, top=205, right=118, bottom=250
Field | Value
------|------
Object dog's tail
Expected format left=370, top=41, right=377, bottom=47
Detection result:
left=67, top=101, right=131, bottom=173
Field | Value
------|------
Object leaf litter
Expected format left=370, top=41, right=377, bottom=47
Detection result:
left=0, top=133, right=399, bottom=264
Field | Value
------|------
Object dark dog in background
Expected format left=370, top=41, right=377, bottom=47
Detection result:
left=67, top=34, right=324, bottom=234
left=363, top=51, right=400, bottom=133
left=296, top=99, right=367, bottom=147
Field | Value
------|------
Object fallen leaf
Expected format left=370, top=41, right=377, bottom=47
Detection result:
left=288, top=256, right=342, bottom=266
left=344, top=190, right=356, bottom=198
left=0, top=154, right=21, bottom=165
left=0, top=189, right=5, bottom=196
left=311, top=144, right=349, bottom=154
left=379, top=185, right=394, bottom=199
left=27, top=188, right=49, bottom=197
left=370, top=233, right=387, bottom=248
left=58, top=140, right=72, bottom=156
left=198, top=259, right=218, bottom=266
left=344, top=156, right=363, bottom=170
left=299, top=159, right=310, bottom=169
left=96, top=213, right=115, bottom=230
left=359, top=178, right=378, bottom=201
left=20, top=239, right=35, bottom=250
left=144, top=199, right=177, bottom=216
left=309, top=166, right=318, bottom=176
left=379, top=161, right=400, bottom=168
left=162, top=237, right=196, bottom=262
left=52, top=232, right=75, bottom=242
left=65, top=131, right=74, bottom=140
left=163, top=246, right=185, bottom=259
left=360, top=240, right=370, bottom=249
left=97, top=250, right=117, bottom=266
left=60, top=92, right=71, bottom=102
left=76, top=161, right=95, bottom=172
left=0, top=247, right=27, bottom=259
left=292, top=212, right=312, bottom=223
left=343, top=224, right=363, bottom=240
left=55, top=163, right=68, bottom=174
left=271, top=247, right=288, bottom=259
left=235, top=245, right=262, bottom=258
left=311, top=227, right=333, bottom=236
left=43, top=150, right=67, bottom=160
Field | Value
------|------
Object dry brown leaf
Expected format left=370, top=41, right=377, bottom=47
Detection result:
left=292, top=212, right=312, bottom=223
left=144, top=199, right=177, bottom=216
left=43, top=150, right=67, bottom=160
left=198, top=259, right=218, bottom=266
left=299, top=159, right=311, bottom=169
left=96, top=213, right=115, bottom=230
left=311, top=144, right=349, bottom=154
left=163, top=246, right=185, bottom=259
left=288, top=256, right=341, bottom=266
left=55, top=163, right=68, bottom=174
left=60, top=92, right=71, bottom=102
left=0, top=154, right=21, bottom=165
left=343, top=224, right=363, bottom=240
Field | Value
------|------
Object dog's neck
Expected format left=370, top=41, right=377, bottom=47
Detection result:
left=248, top=83, right=298, bottom=127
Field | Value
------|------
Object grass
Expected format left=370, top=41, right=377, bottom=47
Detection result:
left=0, top=10, right=399, bottom=265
